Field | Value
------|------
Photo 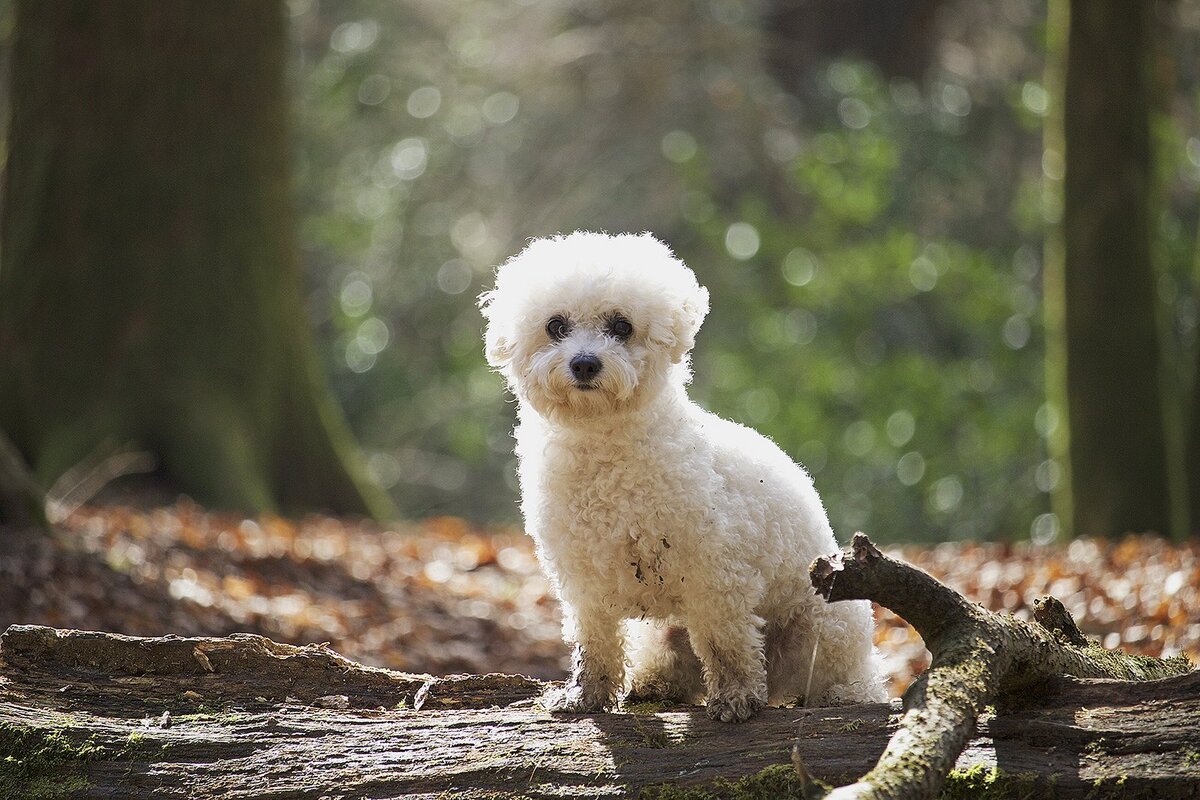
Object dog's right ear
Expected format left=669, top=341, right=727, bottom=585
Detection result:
left=478, top=289, right=515, bottom=369
left=484, top=330, right=514, bottom=370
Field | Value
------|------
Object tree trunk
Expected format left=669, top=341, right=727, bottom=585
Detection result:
left=0, top=1, right=391, bottom=519
left=762, top=0, right=948, bottom=85
left=1057, top=1, right=1174, bottom=538
left=0, top=428, right=46, bottom=529
left=0, top=624, right=1196, bottom=799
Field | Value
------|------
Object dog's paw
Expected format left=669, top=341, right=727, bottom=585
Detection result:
left=626, top=678, right=686, bottom=705
left=704, top=690, right=765, bottom=723
left=542, top=683, right=613, bottom=715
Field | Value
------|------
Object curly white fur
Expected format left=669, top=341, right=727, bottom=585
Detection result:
left=480, top=231, right=886, bottom=722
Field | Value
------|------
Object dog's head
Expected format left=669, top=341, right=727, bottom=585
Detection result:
left=479, top=231, right=709, bottom=423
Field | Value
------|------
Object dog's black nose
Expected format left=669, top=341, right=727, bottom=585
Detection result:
left=569, top=353, right=602, bottom=382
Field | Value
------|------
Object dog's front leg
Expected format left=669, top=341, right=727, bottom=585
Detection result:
left=685, top=600, right=768, bottom=723
left=544, top=608, right=624, bottom=714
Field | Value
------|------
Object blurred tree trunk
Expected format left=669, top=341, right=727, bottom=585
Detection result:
left=1041, top=0, right=1074, bottom=540
left=0, top=427, right=47, bottom=529
left=1055, top=1, right=1173, bottom=538
left=762, top=0, right=948, bottom=86
left=0, top=1, right=392, bottom=519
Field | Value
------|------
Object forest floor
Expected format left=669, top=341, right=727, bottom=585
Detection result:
left=1, top=502, right=1197, bottom=697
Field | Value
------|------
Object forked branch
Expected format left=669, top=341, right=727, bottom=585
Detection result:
left=804, top=533, right=1193, bottom=800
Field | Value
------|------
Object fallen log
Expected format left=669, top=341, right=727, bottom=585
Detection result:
left=1, top=621, right=1199, bottom=799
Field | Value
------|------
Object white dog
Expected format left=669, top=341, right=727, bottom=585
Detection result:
left=480, top=231, right=885, bottom=722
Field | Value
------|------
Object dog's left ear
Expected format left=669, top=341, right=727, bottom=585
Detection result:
left=668, top=283, right=710, bottom=363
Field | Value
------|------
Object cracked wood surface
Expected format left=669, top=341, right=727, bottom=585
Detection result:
left=1, top=624, right=1199, bottom=798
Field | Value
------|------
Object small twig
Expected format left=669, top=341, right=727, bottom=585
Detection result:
left=44, top=439, right=156, bottom=522
left=791, top=742, right=833, bottom=799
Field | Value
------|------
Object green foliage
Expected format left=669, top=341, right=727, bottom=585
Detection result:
left=287, top=1, right=1200, bottom=541
left=940, top=764, right=1045, bottom=800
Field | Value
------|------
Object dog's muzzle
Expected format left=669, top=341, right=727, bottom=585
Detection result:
left=569, top=353, right=602, bottom=388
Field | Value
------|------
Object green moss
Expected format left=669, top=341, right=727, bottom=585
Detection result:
left=0, top=726, right=96, bottom=799
left=1078, top=643, right=1192, bottom=681
left=1085, top=774, right=1131, bottom=800
left=631, top=721, right=676, bottom=750
left=21, top=775, right=89, bottom=799
left=0, top=722, right=157, bottom=799
left=939, top=764, right=1046, bottom=800
left=623, top=700, right=673, bottom=715
left=639, top=763, right=829, bottom=799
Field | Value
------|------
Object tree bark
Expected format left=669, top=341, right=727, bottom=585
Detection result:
left=0, top=1, right=391, bottom=519
left=0, top=428, right=46, bottom=529
left=1057, top=0, right=1174, bottom=538
left=0, top=619, right=1197, bottom=799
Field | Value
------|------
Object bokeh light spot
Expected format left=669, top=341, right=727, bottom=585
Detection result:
left=909, top=256, right=938, bottom=291
left=340, top=275, right=373, bottom=317
left=886, top=410, right=916, bottom=447
left=724, top=222, right=760, bottom=260
left=437, top=259, right=473, bottom=295
left=930, top=476, right=964, bottom=512
left=897, top=452, right=926, bottom=486
left=782, top=248, right=817, bottom=286
left=407, top=86, right=442, bottom=119
left=1030, top=513, right=1060, bottom=545
left=390, top=138, right=428, bottom=180
left=482, top=92, right=520, bottom=125
left=843, top=420, right=876, bottom=457
left=661, top=130, right=698, bottom=163
left=357, top=74, right=391, bottom=106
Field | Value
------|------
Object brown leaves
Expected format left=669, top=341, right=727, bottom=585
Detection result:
left=876, top=536, right=1200, bottom=696
left=0, top=502, right=567, bottom=680
left=1, top=503, right=1195, bottom=701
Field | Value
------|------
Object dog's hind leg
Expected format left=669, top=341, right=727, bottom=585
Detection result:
left=624, top=619, right=705, bottom=704
left=679, top=598, right=768, bottom=723
left=775, top=601, right=887, bottom=706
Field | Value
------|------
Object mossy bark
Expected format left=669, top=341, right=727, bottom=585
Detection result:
left=0, top=1, right=391, bottom=519
left=1057, top=1, right=1174, bottom=538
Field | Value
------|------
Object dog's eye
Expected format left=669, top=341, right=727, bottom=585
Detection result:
left=608, top=316, right=634, bottom=341
left=546, top=316, right=570, bottom=341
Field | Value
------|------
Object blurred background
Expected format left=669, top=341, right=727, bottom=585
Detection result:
left=2, top=0, right=1200, bottom=545
left=0, top=0, right=1198, bottom=689
left=300, top=0, right=1196, bottom=543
